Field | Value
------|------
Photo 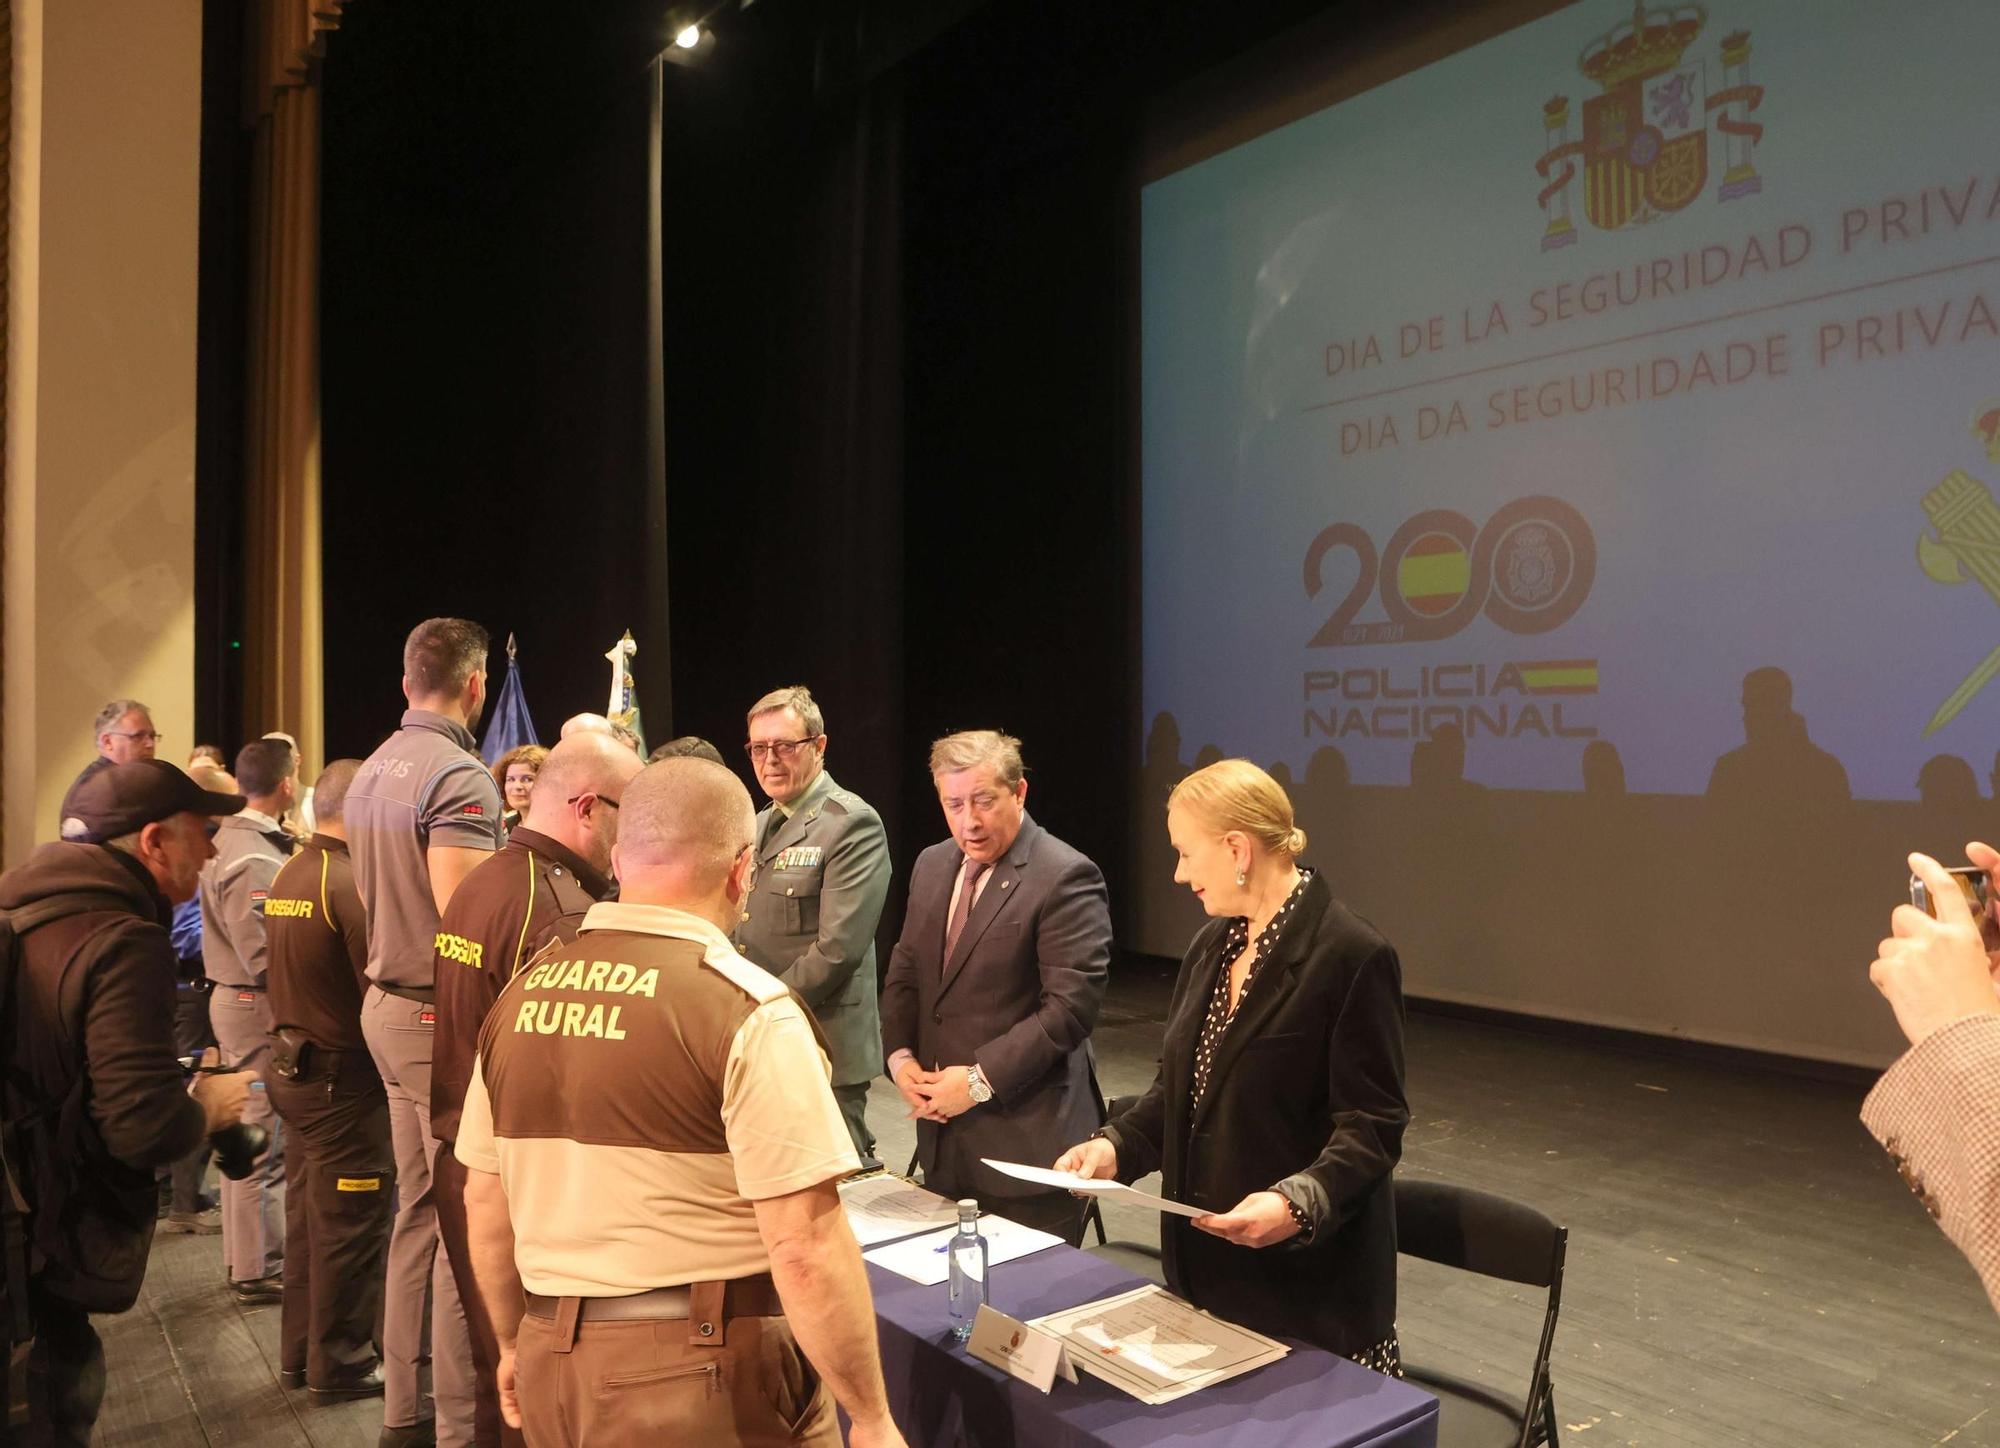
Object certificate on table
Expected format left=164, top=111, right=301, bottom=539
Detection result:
left=979, top=1157, right=1208, bottom=1218
left=862, top=1213, right=1066, bottom=1286
left=1029, top=1284, right=1290, bottom=1405
left=837, top=1173, right=961, bottom=1247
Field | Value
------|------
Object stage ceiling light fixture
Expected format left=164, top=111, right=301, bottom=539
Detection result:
left=662, top=6, right=719, bottom=67
left=675, top=24, right=701, bottom=49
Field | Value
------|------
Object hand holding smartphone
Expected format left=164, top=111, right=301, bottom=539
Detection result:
left=1909, top=864, right=2000, bottom=953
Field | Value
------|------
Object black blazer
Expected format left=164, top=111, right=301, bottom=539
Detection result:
left=879, top=815, right=1111, bottom=1201
left=1103, top=870, right=1407, bottom=1356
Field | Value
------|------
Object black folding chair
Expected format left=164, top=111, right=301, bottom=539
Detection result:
left=1396, top=1178, right=1567, bottom=1448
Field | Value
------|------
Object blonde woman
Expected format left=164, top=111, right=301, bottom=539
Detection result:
left=1055, top=758, right=1408, bottom=1371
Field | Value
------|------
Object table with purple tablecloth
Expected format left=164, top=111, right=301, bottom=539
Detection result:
left=866, top=1246, right=1438, bottom=1448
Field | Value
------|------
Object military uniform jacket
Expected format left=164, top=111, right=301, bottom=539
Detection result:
left=432, top=827, right=610, bottom=1144
left=199, top=810, right=295, bottom=987
left=266, top=834, right=372, bottom=1053
left=735, top=770, right=891, bottom=1088
left=1862, top=1012, right=2000, bottom=1313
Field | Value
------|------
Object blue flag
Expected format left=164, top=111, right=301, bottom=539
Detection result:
left=481, top=633, right=541, bottom=764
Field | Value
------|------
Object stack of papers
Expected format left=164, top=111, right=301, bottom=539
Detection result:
left=862, top=1212, right=1065, bottom=1286
left=837, top=1173, right=961, bottom=1247
left=1029, top=1284, right=1290, bottom=1405
left=980, top=1158, right=1207, bottom=1218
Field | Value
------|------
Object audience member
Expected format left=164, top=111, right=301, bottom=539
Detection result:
left=880, top=730, right=1111, bottom=1245
left=58, top=699, right=159, bottom=828
left=455, top=758, right=906, bottom=1448
left=735, top=686, right=892, bottom=1165
left=199, top=738, right=300, bottom=1305
left=432, top=734, right=638, bottom=1446
left=349, top=617, right=504, bottom=1448
left=1863, top=847, right=2000, bottom=1313
left=3, top=762, right=251, bottom=1441
left=264, top=759, right=393, bottom=1400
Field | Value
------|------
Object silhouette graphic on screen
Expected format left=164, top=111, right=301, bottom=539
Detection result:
left=1191, top=743, right=1224, bottom=772
left=1410, top=722, right=1483, bottom=796
left=1267, top=760, right=1295, bottom=792
left=1917, top=754, right=1979, bottom=808
left=1704, top=667, right=1850, bottom=807
left=1581, top=739, right=1626, bottom=796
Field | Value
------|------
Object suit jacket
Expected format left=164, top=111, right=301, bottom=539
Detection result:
left=735, top=771, right=891, bottom=1088
left=879, top=814, right=1110, bottom=1200
left=1862, top=1012, right=2000, bottom=1314
left=1103, top=870, right=1407, bottom=1357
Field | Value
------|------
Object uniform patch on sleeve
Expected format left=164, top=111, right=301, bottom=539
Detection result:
left=249, top=889, right=268, bottom=915
left=462, top=803, right=486, bottom=817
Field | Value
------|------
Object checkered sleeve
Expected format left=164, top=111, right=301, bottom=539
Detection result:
left=1861, top=1012, right=2000, bottom=1314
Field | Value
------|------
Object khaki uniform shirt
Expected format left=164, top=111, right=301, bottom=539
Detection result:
left=199, top=809, right=295, bottom=987
left=454, top=903, right=859, bottom=1295
left=431, top=828, right=611, bottom=1145
left=347, top=709, right=504, bottom=994
left=266, top=835, right=372, bottom=1052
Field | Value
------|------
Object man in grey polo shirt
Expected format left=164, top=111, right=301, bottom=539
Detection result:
left=349, top=617, right=503, bottom=1448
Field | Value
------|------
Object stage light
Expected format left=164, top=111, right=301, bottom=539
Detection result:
left=675, top=24, right=701, bottom=49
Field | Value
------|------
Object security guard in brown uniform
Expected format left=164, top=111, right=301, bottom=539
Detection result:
left=264, top=759, right=394, bottom=1399
left=454, top=758, right=908, bottom=1448
left=430, top=734, right=638, bottom=1447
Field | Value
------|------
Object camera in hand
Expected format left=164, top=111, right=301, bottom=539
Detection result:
left=179, top=1056, right=270, bottom=1180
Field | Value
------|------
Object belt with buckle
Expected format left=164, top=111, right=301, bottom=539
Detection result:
left=522, top=1274, right=780, bottom=1324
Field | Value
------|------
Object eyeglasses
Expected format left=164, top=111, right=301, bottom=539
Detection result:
left=567, top=793, right=621, bottom=811
left=107, top=729, right=162, bottom=743
left=745, top=738, right=815, bottom=762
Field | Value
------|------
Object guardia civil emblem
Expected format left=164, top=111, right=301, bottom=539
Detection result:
left=1534, top=3, right=1768, bottom=250
left=1916, top=407, right=2000, bottom=735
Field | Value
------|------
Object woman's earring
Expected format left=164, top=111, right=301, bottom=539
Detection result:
left=1235, top=871, right=1246, bottom=887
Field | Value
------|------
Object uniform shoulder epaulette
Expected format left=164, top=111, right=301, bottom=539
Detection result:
left=700, top=943, right=791, bottom=1007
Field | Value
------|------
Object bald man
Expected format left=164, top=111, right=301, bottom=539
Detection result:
left=430, top=733, right=641, bottom=1446
left=456, top=759, right=906, bottom=1448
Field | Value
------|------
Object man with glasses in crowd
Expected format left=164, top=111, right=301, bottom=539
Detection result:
left=430, top=732, right=640, bottom=1447
left=58, top=698, right=162, bottom=828
left=733, top=686, right=892, bottom=1165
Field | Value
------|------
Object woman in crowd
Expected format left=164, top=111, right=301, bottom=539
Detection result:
left=490, top=743, right=547, bottom=833
left=1055, top=758, right=1408, bottom=1370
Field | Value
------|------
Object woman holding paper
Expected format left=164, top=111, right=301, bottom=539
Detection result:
left=1054, top=759, right=1408, bottom=1372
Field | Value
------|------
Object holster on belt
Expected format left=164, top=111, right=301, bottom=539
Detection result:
left=688, top=1280, right=726, bottom=1349
left=270, top=1027, right=313, bottom=1081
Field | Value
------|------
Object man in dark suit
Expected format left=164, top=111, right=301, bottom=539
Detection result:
left=880, top=730, right=1110, bottom=1245
left=735, top=686, right=892, bottom=1165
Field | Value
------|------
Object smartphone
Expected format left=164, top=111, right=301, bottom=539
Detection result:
left=1910, top=866, right=2000, bottom=951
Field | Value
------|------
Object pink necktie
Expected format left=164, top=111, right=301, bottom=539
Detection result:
left=943, top=860, right=989, bottom=970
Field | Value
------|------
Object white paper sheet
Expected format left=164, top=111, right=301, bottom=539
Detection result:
left=978, top=1157, right=1209, bottom=1218
left=1030, top=1284, right=1290, bottom=1405
left=862, top=1213, right=1065, bottom=1286
left=837, top=1173, right=961, bottom=1247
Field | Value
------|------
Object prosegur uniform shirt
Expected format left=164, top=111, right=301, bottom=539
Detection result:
left=431, top=828, right=612, bottom=1145
left=454, top=902, right=859, bottom=1295
left=347, top=709, right=504, bottom=994
left=199, top=808, right=295, bottom=987
left=266, top=834, right=372, bottom=1053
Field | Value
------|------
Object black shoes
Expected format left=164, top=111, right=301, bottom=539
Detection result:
left=229, top=1274, right=283, bottom=1306
left=279, top=1367, right=306, bottom=1390
left=379, top=1422, right=437, bottom=1448
left=310, top=1365, right=386, bottom=1400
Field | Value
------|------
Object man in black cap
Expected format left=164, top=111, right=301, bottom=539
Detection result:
left=1, top=760, right=255, bottom=1443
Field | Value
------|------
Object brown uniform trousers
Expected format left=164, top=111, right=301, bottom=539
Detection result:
left=514, top=1287, right=837, bottom=1448
left=267, top=1046, right=394, bottom=1387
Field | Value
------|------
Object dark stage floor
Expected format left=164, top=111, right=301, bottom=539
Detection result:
left=100, top=961, right=1996, bottom=1447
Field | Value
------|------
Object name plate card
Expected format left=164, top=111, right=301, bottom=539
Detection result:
left=966, top=1304, right=1078, bottom=1394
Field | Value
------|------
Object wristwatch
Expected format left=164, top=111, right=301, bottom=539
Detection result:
left=966, top=1064, right=994, bottom=1104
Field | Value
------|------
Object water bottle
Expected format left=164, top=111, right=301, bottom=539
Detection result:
left=946, top=1199, right=988, bottom=1342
